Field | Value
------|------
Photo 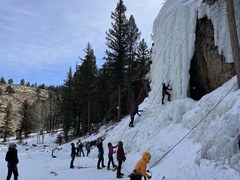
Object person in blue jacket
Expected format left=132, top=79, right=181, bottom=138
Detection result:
left=129, top=106, right=143, bottom=127
left=97, top=140, right=106, bottom=169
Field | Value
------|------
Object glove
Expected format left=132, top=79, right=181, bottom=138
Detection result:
left=147, top=170, right=150, bottom=172
left=148, top=176, right=152, bottom=179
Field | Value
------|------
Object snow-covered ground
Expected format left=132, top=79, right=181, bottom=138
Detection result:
left=1, top=76, right=240, bottom=180
left=1, top=0, right=240, bottom=179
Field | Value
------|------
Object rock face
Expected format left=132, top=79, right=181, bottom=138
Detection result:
left=189, top=17, right=236, bottom=100
left=0, top=84, right=49, bottom=132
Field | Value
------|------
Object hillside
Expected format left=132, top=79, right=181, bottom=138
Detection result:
left=0, top=84, right=49, bottom=131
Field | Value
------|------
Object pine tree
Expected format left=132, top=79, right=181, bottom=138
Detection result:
left=0, top=77, right=6, bottom=84
left=26, top=82, right=30, bottom=87
left=73, top=43, right=98, bottom=135
left=61, top=67, right=74, bottom=141
left=0, top=102, right=13, bottom=142
left=95, top=64, right=112, bottom=122
left=20, top=79, right=25, bottom=86
left=18, top=99, right=33, bottom=139
left=126, top=15, right=141, bottom=82
left=8, top=79, right=13, bottom=84
left=105, top=0, right=129, bottom=120
left=136, top=39, right=151, bottom=79
left=125, top=15, right=141, bottom=111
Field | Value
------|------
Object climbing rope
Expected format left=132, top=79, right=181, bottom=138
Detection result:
left=148, top=81, right=238, bottom=170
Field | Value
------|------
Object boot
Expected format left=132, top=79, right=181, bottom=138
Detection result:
left=116, top=169, right=121, bottom=178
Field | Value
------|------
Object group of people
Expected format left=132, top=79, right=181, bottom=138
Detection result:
left=76, top=139, right=91, bottom=157
left=96, top=140, right=126, bottom=178
left=96, top=139, right=151, bottom=179
left=70, top=140, right=91, bottom=168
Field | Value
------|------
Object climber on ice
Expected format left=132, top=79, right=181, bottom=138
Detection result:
left=162, top=82, right=172, bottom=105
left=129, top=106, right=143, bottom=127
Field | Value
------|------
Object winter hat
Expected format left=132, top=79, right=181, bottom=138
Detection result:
left=118, top=141, right=123, bottom=146
left=8, top=143, right=17, bottom=149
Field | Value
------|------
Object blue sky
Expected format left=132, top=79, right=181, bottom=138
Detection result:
left=0, top=0, right=164, bottom=86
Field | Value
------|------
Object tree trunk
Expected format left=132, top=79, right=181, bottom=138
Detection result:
left=117, top=85, right=121, bottom=121
left=88, top=100, right=90, bottom=134
left=227, top=0, right=240, bottom=87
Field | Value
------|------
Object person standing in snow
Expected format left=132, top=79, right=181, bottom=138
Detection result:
left=76, top=139, right=85, bottom=157
left=107, top=142, right=118, bottom=170
left=129, top=152, right=152, bottom=180
left=85, top=141, right=91, bottom=156
left=116, top=141, right=126, bottom=178
left=70, top=143, right=76, bottom=168
left=97, top=141, right=106, bottom=169
left=129, top=106, right=143, bottom=127
left=79, top=140, right=85, bottom=157
left=162, top=82, right=172, bottom=105
left=5, top=143, right=19, bottom=180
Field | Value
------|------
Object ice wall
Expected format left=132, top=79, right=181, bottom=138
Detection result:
left=150, top=0, right=240, bottom=101
left=149, top=0, right=240, bottom=172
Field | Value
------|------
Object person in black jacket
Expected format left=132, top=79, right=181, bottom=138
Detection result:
left=116, top=141, right=126, bottom=178
left=97, top=141, right=106, bottom=169
left=70, top=143, right=76, bottom=168
left=129, top=106, right=143, bottom=127
left=5, top=143, right=19, bottom=180
left=162, top=82, right=172, bottom=105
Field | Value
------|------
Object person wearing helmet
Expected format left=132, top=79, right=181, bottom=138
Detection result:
left=129, top=152, right=152, bottom=180
left=5, top=143, right=19, bottom=180
left=107, top=142, right=118, bottom=170
left=162, top=82, right=172, bottom=105
left=70, top=142, right=76, bottom=168
left=116, top=141, right=126, bottom=178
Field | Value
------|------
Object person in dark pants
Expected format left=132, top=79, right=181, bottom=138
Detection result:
left=85, top=141, right=91, bottom=156
left=129, top=152, right=152, bottom=180
left=107, top=142, right=117, bottom=170
left=70, top=143, right=76, bottom=168
left=78, top=140, right=85, bottom=157
left=97, top=141, right=106, bottom=169
left=162, top=82, right=172, bottom=105
left=5, top=143, right=19, bottom=180
left=129, top=106, right=143, bottom=127
left=116, top=141, right=126, bottom=178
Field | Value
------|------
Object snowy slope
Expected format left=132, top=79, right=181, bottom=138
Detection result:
left=1, top=76, right=240, bottom=179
